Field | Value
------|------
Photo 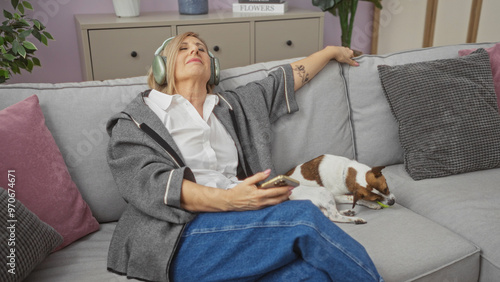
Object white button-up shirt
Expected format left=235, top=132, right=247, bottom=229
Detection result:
left=145, top=90, right=240, bottom=189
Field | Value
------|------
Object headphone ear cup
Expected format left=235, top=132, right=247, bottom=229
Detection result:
left=152, top=55, right=167, bottom=85
left=209, top=56, right=220, bottom=86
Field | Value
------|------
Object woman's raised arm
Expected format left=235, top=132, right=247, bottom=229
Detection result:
left=291, top=46, right=359, bottom=91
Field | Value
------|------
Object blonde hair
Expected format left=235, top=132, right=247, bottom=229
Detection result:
left=147, top=32, right=214, bottom=94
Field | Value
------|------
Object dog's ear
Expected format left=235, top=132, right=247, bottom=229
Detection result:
left=371, top=166, right=386, bottom=177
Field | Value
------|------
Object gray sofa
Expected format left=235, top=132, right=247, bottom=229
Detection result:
left=1, top=42, right=499, bottom=282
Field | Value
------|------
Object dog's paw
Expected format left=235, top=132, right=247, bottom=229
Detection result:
left=354, top=218, right=367, bottom=224
left=341, top=209, right=356, bottom=217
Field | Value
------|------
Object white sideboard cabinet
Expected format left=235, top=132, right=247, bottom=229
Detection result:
left=76, top=9, right=324, bottom=81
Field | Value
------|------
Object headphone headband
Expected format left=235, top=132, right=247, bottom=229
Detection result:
left=155, top=37, right=175, bottom=56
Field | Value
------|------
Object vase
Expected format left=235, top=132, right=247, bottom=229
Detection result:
left=178, top=0, right=208, bottom=15
left=112, top=0, right=141, bottom=17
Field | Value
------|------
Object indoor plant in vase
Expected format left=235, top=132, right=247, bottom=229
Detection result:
left=0, top=0, right=53, bottom=83
left=312, top=0, right=382, bottom=54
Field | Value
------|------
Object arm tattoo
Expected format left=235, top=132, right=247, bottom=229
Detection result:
left=294, top=65, right=310, bottom=85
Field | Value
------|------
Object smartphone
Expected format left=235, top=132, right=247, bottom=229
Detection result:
left=259, top=175, right=300, bottom=189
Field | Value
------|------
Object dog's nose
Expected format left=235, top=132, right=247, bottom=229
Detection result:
left=387, top=198, right=395, bottom=206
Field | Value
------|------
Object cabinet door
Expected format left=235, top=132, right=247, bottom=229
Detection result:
left=255, top=18, right=320, bottom=63
left=177, top=23, right=251, bottom=69
left=88, top=27, right=171, bottom=80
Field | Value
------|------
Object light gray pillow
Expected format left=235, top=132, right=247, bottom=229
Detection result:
left=378, top=49, right=500, bottom=180
left=0, top=187, right=63, bottom=281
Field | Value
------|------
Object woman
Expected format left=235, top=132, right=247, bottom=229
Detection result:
left=106, top=32, right=383, bottom=281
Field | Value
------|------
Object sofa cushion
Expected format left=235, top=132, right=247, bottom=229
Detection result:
left=0, top=187, right=63, bottom=281
left=0, top=77, right=148, bottom=223
left=216, top=58, right=355, bottom=174
left=384, top=165, right=500, bottom=281
left=0, top=95, right=99, bottom=250
left=342, top=42, right=497, bottom=167
left=24, top=212, right=480, bottom=282
left=24, top=223, right=141, bottom=282
left=378, top=49, right=500, bottom=180
left=338, top=203, right=480, bottom=282
left=459, top=42, right=500, bottom=112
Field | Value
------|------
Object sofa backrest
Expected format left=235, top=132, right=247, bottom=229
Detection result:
left=215, top=58, right=356, bottom=174
left=0, top=78, right=148, bottom=223
left=343, top=42, right=497, bottom=167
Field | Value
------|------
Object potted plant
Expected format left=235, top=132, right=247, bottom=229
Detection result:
left=312, top=0, right=382, bottom=50
left=0, top=0, right=53, bottom=83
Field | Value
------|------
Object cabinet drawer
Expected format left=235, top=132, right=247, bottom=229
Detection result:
left=177, top=23, right=251, bottom=69
left=88, top=27, right=172, bottom=80
left=255, top=18, right=320, bottom=63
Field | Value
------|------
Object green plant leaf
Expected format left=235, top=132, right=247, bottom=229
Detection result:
left=33, top=19, right=41, bottom=30
left=11, top=62, right=20, bottom=74
left=3, top=54, right=16, bottom=61
left=26, top=58, right=33, bottom=72
left=32, top=57, right=40, bottom=66
left=19, top=19, right=30, bottom=27
left=22, top=1, right=33, bottom=10
left=18, top=46, right=26, bottom=58
left=22, top=41, right=37, bottom=50
left=0, top=69, right=10, bottom=81
left=40, top=34, right=48, bottom=46
left=19, top=29, right=32, bottom=39
left=12, top=40, right=21, bottom=54
left=12, top=40, right=26, bottom=58
left=11, top=0, right=20, bottom=10
left=43, top=31, right=54, bottom=40
left=3, top=10, right=13, bottom=19
left=32, top=29, right=41, bottom=41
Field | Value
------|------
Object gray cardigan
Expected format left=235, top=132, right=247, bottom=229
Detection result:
left=106, top=64, right=297, bottom=281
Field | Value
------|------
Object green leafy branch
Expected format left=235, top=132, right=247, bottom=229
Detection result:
left=0, top=0, right=54, bottom=83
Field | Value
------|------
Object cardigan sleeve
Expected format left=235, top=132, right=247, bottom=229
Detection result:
left=106, top=114, right=196, bottom=224
left=226, top=64, right=298, bottom=124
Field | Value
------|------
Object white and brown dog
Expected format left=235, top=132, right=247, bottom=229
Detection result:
left=286, top=154, right=396, bottom=224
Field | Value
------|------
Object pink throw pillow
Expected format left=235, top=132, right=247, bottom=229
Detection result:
left=0, top=95, right=99, bottom=250
left=459, top=43, right=500, bottom=112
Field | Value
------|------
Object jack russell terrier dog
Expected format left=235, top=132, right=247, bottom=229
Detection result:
left=286, top=154, right=396, bottom=224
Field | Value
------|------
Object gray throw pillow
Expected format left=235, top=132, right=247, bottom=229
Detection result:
left=0, top=187, right=63, bottom=282
left=378, top=49, right=500, bottom=180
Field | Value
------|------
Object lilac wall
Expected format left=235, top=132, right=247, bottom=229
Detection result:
left=5, top=0, right=375, bottom=84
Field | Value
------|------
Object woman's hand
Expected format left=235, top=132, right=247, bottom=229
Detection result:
left=225, top=169, right=292, bottom=211
left=326, top=46, right=359, bottom=67
left=180, top=169, right=292, bottom=212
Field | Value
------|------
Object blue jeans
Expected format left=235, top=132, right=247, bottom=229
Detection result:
left=170, top=200, right=383, bottom=282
